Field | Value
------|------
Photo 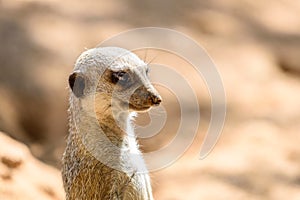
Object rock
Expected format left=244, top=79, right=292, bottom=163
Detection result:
left=0, top=131, right=64, bottom=200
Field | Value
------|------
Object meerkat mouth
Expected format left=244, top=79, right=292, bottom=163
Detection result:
left=117, top=100, right=151, bottom=111
left=128, top=103, right=151, bottom=111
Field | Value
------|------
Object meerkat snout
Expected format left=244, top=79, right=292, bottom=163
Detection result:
left=151, top=93, right=162, bottom=105
left=127, top=74, right=162, bottom=111
left=105, top=64, right=162, bottom=112
left=129, top=85, right=162, bottom=111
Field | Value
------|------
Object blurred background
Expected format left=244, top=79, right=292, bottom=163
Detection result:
left=0, top=0, right=300, bottom=199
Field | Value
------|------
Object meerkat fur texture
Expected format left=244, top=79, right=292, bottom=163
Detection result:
left=62, top=47, right=162, bottom=200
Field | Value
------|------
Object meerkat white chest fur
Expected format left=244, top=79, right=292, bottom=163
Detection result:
left=62, top=47, right=161, bottom=200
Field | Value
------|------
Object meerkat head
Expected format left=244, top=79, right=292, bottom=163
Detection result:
left=68, top=47, right=161, bottom=117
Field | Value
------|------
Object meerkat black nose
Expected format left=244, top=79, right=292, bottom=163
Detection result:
left=151, top=95, right=162, bottom=106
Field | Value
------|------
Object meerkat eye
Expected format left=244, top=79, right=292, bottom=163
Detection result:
left=111, top=71, right=124, bottom=84
left=111, top=71, right=131, bottom=86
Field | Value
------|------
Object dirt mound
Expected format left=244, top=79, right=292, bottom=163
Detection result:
left=0, top=132, right=64, bottom=200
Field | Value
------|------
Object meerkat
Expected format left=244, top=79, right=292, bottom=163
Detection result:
left=62, top=47, right=161, bottom=200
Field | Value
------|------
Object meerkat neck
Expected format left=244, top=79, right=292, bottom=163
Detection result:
left=69, top=96, right=136, bottom=150
left=68, top=98, right=143, bottom=176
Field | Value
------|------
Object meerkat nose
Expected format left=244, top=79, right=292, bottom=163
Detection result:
left=151, top=95, right=162, bottom=106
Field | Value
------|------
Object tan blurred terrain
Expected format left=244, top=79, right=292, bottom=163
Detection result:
left=0, top=131, right=64, bottom=200
left=0, top=0, right=300, bottom=199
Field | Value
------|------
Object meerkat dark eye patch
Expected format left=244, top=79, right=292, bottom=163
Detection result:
left=111, top=71, right=125, bottom=84
left=111, top=71, right=132, bottom=87
left=69, top=72, right=85, bottom=98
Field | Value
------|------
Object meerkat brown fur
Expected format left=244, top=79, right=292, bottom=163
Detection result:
left=62, top=47, right=161, bottom=200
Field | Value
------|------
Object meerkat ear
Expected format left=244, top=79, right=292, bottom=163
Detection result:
left=69, top=71, right=85, bottom=98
